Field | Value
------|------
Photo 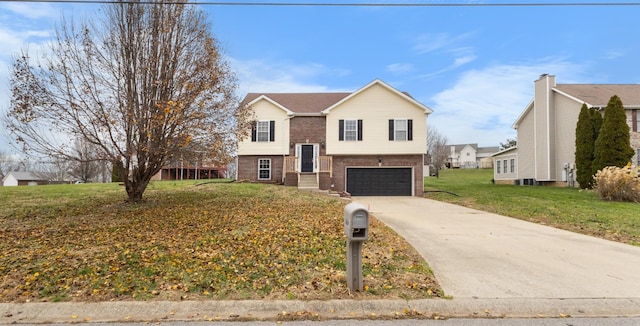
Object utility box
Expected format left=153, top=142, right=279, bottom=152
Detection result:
left=344, top=203, right=369, bottom=241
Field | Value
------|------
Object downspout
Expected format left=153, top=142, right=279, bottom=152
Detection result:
left=282, top=116, right=291, bottom=184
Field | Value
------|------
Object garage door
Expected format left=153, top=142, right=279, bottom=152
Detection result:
left=346, top=168, right=412, bottom=196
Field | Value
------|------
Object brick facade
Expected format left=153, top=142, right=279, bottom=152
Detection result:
left=288, top=116, right=327, bottom=156
left=331, top=155, right=424, bottom=196
left=237, top=155, right=284, bottom=183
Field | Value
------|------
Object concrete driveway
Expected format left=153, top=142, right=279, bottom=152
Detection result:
left=352, top=196, right=640, bottom=299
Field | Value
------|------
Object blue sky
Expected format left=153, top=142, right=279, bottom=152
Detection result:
left=2, top=1, right=640, bottom=154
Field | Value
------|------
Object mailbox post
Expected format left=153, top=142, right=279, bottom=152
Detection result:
left=343, top=203, right=369, bottom=292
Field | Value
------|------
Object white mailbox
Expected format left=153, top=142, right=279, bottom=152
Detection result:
left=344, top=203, right=369, bottom=241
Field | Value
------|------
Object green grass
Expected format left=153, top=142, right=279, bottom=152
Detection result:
left=0, top=181, right=442, bottom=302
left=425, top=169, right=640, bottom=246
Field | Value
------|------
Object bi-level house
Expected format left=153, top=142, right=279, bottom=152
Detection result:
left=237, top=79, right=432, bottom=196
left=494, top=74, right=640, bottom=186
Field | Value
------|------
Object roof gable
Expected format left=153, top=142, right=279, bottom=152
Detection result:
left=322, top=79, right=433, bottom=114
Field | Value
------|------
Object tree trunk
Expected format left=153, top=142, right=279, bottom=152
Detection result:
left=125, top=180, right=148, bottom=203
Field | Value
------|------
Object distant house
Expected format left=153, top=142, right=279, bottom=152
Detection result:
left=152, top=163, right=227, bottom=181
left=495, top=74, right=640, bottom=186
left=236, top=79, right=433, bottom=196
left=2, top=171, right=47, bottom=186
left=447, top=144, right=499, bottom=169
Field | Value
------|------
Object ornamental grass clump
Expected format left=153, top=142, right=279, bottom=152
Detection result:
left=593, top=164, right=640, bottom=202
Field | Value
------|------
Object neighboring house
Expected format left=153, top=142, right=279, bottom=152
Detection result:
left=495, top=74, right=640, bottom=186
left=237, top=79, right=432, bottom=196
left=152, top=163, right=226, bottom=181
left=448, top=144, right=499, bottom=168
left=2, top=171, right=47, bottom=186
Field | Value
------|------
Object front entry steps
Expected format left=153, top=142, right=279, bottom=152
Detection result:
left=298, top=173, right=319, bottom=191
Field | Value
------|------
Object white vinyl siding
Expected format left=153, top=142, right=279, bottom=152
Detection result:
left=324, top=82, right=428, bottom=155
left=237, top=99, right=289, bottom=156
left=258, top=159, right=271, bottom=180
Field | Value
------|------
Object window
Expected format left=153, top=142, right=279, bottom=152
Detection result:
left=637, top=149, right=640, bottom=166
left=257, top=121, right=269, bottom=142
left=251, top=121, right=275, bottom=142
left=510, top=158, right=515, bottom=173
left=388, top=119, right=413, bottom=141
left=338, top=119, right=363, bottom=141
left=497, top=160, right=501, bottom=173
left=345, top=120, right=357, bottom=141
left=258, top=159, right=271, bottom=180
left=503, top=160, right=507, bottom=174
left=395, top=119, right=407, bottom=141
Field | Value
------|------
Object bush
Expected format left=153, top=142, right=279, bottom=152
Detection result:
left=593, top=164, right=640, bottom=202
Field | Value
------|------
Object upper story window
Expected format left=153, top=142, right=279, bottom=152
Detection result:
left=339, top=119, right=363, bottom=141
left=389, top=119, right=413, bottom=141
left=345, top=120, right=357, bottom=141
left=251, top=120, right=275, bottom=142
left=257, top=121, right=269, bottom=142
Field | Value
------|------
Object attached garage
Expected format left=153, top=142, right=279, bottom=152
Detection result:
left=346, top=167, right=413, bottom=196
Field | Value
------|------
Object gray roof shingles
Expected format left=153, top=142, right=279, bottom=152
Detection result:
left=242, top=92, right=351, bottom=114
left=555, top=84, right=640, bottom=107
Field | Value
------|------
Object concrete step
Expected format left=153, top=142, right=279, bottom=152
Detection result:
left=298, top=174, right=318, bottom=189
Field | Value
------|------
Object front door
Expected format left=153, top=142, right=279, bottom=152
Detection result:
left=301, top=145, right=314, bottom=173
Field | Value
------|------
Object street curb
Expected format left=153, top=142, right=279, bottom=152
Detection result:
left=2, top=298, right=640, bottom=323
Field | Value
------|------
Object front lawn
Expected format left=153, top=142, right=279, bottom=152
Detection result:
left=0, top=181, right=442, bottom=302
left=425, top=169, right=640, bottom=246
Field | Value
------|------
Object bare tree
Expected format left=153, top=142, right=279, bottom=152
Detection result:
left=34, top=159, right=72, bottom=183
left=427, top=126, right=449, bottom=177
left=0, top=152, right=22, bottom=179
left=6, top=1, right=250, bottom=202
left=68, top=138, right=102, bottom=183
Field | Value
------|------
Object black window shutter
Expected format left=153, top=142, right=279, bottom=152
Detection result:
left=388, top=119, right=394, bottom=141
left=251, top=122, right=257, bottom=142
left=338, top=120, right=344, bottom=141
left=269, top=121, right=275, bottom=142
left=407, top=119, right=413, bottom=141
left=357, top=119, right=363, bottom=141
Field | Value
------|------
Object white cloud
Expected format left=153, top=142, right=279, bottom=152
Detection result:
left=603, top=49, right=625, bottom=60
left=386, top=63, right=414, bottom=75
left=453, top=55, right=477, bottom=68
left=412, top=32, right=475, bottom=55
left=230, top=57, right=352, bottom=94
left=0, top=3, right=57, bottom=19
left=426, top=59, right=587, bottom=147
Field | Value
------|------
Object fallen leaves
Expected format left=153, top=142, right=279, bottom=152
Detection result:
left=0, top=182, right=442, bottom=302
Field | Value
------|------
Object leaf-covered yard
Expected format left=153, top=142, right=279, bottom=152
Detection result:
left=0, top=182, right=442, bottom=302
